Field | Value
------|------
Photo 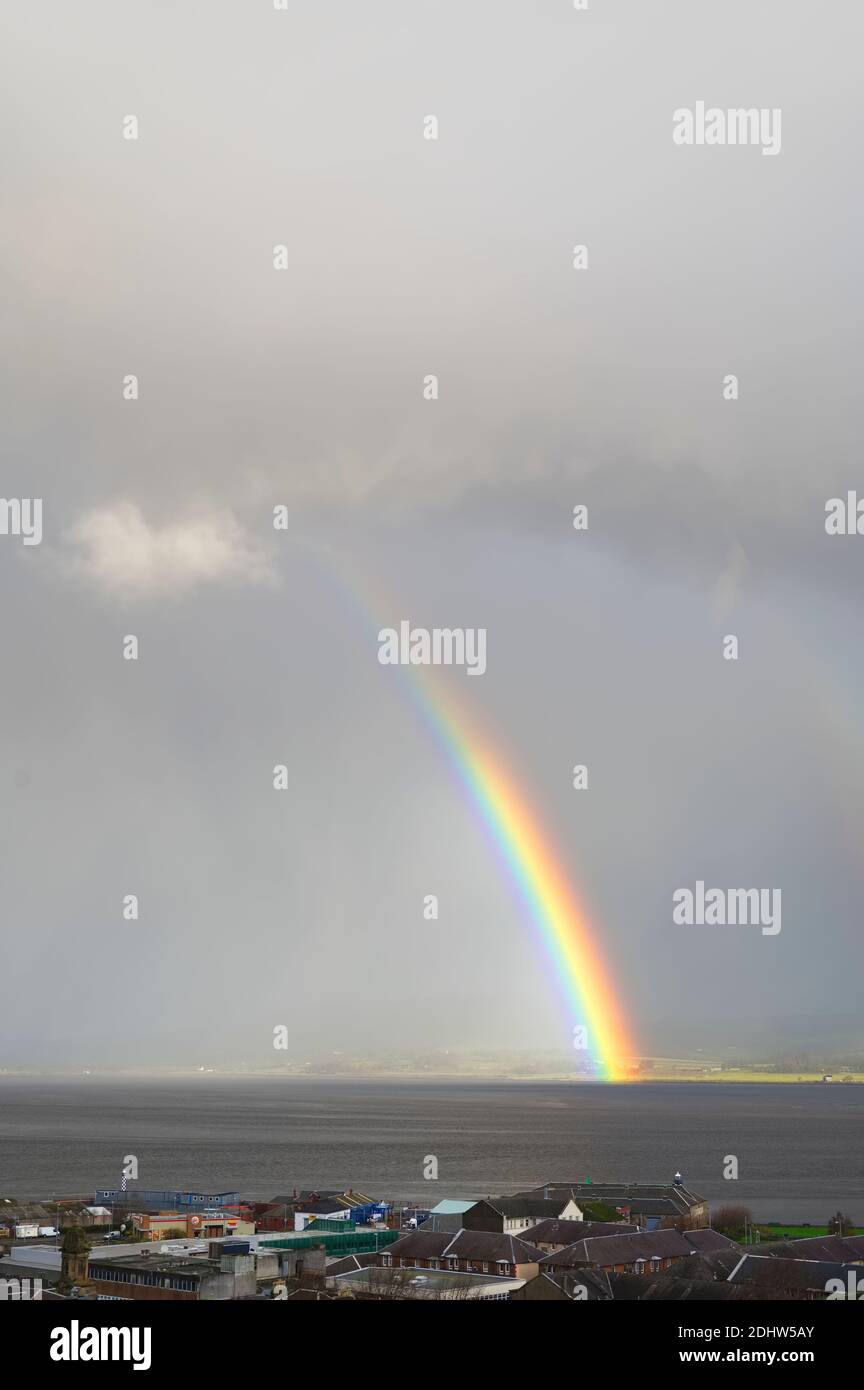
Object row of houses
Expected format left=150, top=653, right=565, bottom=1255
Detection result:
left=336, top=1226, right=864, bottom=1301
left=78, top=1178, right=704, bottom=1243
left=420, top=1178, right=707, bottom=1236
left=375, top=1224, right=735, bottom=1284
left=4, top=1175, right=858, bottom=1301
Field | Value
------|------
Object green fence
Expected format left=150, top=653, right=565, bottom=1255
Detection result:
left=261, top=1228, right=399, bottom=1257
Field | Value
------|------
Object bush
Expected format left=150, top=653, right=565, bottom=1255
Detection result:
left=712, top=1205, right=753, bottom=1240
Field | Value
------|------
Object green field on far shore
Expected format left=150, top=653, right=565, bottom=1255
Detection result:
left=755, top=1224, right=863, bottom=1239
left=643, top=1070, right=864, bottom=1083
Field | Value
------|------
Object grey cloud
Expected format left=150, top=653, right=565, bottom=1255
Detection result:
left=1, top=0, right=862, bottom=1068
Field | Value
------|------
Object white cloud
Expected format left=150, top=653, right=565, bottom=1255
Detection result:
left=64, top=503, right=272, bottom=598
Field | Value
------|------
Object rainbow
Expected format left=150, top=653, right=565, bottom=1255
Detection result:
left=404, top=675, right=637, bottom=1081
left=307, top=550, right=638, bottom=1081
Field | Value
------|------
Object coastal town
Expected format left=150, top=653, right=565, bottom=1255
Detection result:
left=2, top=1174, right=861, bottom=1303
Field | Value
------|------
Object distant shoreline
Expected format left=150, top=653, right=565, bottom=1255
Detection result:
left=1, top=1071, right=862, bottom=1085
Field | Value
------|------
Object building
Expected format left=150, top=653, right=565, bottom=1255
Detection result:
left=521, top=1179, right=709, bottom=1230
left=94, top=1189, right=240, bottom=1213
left=291, top=1201, right=354, bottom=1231
left=0, top=1200, right=112, bottom=1237
left=684, top=1228, right=738, bottom=1253
left=86, top=1248, right=258, bottom=1302
left=263, top=1190, right=382, bottom=1232
left=752, top=1234, right=864, bottom=1264
left=513, top=1268, right=614, bottom=1301
left=258, top=1227, right=399, bottom=1260
left=604, top=1272, right=763, bottom=1302
left=323, top=1252, right=380, bottom=1279
left=462, top=1196, right=583, bottom=1234
left=523, top=1218, right=639, bottom=1252
left=420, top=1201, right=475, bottom=1233
left=57, top=1227, right=91, bottom=1296
left=130, top=1211, right=254, bottom=1243
left=656, top=1247, right=751, bottom=1283
left=726, top=1254, right=863, bottom=1299
left=248, top=1201, right=294, bottom=1233
left=539, top=1228, right=705, bottom=1275
left=82, top=1206, right=113, bottom=1229
left=380, top=1228, right=543, bottom=1281
left=83, top=1240, right=288, bottom=1302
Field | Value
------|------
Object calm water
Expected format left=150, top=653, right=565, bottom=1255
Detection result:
left=0, top=1078, right=862, bottom=1221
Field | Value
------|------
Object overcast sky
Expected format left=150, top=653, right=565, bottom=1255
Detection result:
left=1, top=0, right=862, bottom=1068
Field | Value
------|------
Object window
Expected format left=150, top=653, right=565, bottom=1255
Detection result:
left=168, top=1276, right=196, bottom=1292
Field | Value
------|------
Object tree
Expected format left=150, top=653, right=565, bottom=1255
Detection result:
left=828, top=1210, right=855, bottom=1236
left=581, top=1200, right=623, bottom=1223
left=712, top=1206, right=753, bottom=1240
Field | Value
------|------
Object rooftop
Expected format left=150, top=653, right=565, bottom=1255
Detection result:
left=524, top=1219, right=639, bottom=1244
left=333, top=1266, right=522, bottom=1295
left=387, top=1228, right=544, bottom=1264
left=728, top=1254, right=863, bottom=1290
left=523, top=1182, right=704, bottom=1212
left=89, top=1253, right=217, bottom=1277
left=541, top=1229, right=698, bottom=1268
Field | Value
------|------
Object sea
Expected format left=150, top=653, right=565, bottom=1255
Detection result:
left=0, top=1077, right=862, bottom=1222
